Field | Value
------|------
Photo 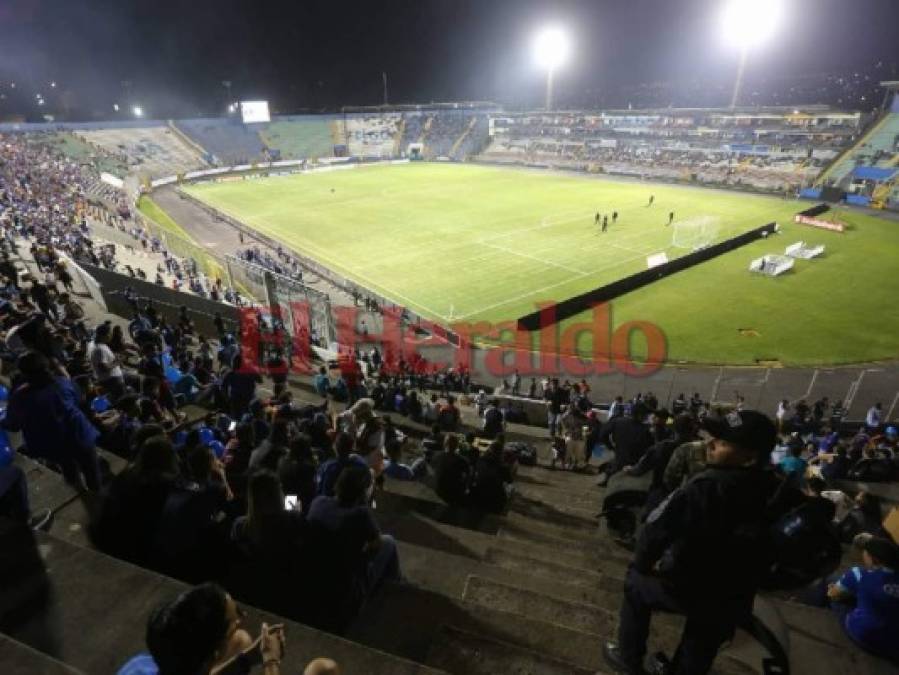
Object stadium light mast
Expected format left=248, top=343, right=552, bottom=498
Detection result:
left=721, top=0, right=784, bottom=109
left=533, top=26, right=571, bottom=111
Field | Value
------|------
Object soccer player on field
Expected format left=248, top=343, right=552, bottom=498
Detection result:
left=668, top=211, right=675, bottom=226
left=595, top=212, right=600, bottom=225
left=612, top=211, right=618, bottom=224
left=602, top=215, right=609, bottom=233
left=648, top=195, right=654, bottom=207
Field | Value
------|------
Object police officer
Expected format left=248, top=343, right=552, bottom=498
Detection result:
left=603, top=410, right=780, bottom=675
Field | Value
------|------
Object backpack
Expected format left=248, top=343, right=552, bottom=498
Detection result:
left=599, top=472, right=654, bottom=540
left=759, top=500, right=843, bottom=591
left=505, top=441, right=537, bottom=466
left=848, top=459, right=896, bottom=483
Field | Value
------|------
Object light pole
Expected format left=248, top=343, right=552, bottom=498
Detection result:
left=721, top=0, right=784, bottom=109
left=533, top=27, right=570, bottom=111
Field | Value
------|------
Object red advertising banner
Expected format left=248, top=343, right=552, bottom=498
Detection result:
left=794, top=215, right=845, bottom=232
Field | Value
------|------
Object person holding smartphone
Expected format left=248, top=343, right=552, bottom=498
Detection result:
left=116, top=582, right=286, bottom=675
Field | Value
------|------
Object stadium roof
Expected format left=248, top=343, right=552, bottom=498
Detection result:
left=499, top=106, right=860, bottom=117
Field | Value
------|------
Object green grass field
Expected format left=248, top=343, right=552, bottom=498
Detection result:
left=181, top=163, right=899, bottom=366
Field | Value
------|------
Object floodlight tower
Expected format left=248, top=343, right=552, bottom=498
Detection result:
left=533, top=26, right=571, bottom=111
left=721, top=0, right=784, bottom=108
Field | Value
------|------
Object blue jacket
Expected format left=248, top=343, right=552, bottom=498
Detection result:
left=4, top=377, right=99, bottom=461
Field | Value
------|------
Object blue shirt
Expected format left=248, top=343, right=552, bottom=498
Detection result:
left=3, top=377, right=100, bottom=461
left=315, top=454, right=370, bottom=496
left=836, top=565, right=899, bottom=659
left=818, top=432, right=839, bottom=453
left=384, top=460, right=415, bottom=481
left=779, top=455, right=807, bottom=477
left=116, top=653, right=158, bottom=675
left=313, top=373, right=330, bottom=397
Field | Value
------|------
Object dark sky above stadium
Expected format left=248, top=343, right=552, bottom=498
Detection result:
left=0, top=0, right=897, bottom=119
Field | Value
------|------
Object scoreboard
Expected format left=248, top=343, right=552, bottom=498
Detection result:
left=240, top=100, right=270, bottom=124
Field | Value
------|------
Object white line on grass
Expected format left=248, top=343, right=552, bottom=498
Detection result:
left=479, top=241, right=590, bottom=275
left=454, top=245, right=652, bottom=321
left=211, top=208, right=459, bottom=322
left=453, top=272, right=592, bottom=321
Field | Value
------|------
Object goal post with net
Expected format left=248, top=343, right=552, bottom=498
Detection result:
left=671, top=216, right=720, bottom=251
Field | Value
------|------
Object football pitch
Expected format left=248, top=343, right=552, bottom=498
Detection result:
left=181, top=162, right=899, bottom=366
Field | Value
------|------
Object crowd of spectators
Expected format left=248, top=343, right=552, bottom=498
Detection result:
left=494, top=385, right=899, bottom=672
left=3, top=126, right=898, bottom=674
left=0, top=130, right=513, bottom=669
left=0, top=132, right=252, bottom=308
left=482, top=109, right=861, bottom=193
left=237, top=244, right=305, bottom=283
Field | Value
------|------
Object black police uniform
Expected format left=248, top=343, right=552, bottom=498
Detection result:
left=615, top=465, right=779, bottom=674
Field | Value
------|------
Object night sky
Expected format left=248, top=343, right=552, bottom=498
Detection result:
left=0, top=0, right=897, bottom=119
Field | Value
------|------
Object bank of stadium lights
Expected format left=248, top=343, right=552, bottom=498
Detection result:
left=132, top=105, right=143, bottom=118
left=113, top=103, right=120, bottom=112
left=721, top=0, right=783, bottom=49
left=720, top=0, right=785, bottom=108
left=533, top=26, right=571, bottom=111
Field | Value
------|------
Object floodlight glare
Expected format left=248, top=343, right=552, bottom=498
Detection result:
left=533, top=27, right=570, bottom=71
left=721, top=0, right=783, bottom=49
left=132, top=105, right=143, bottom=118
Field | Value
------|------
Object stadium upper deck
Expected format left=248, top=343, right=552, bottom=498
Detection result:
left=3, top=99, right=896, bottom=208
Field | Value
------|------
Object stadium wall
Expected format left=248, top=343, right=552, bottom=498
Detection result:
left=517, top=223, right=777, bottom=331
left=78, top=262, right=242, bottom=337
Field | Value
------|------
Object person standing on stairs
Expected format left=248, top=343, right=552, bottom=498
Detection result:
left=603, top=410, right=781, bottom=675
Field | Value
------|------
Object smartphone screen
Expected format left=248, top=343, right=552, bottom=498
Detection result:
left=284, top=495, right=298, bottom=510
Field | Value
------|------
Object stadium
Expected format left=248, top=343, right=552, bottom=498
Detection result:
left=2, top=2, right=899, bottom=675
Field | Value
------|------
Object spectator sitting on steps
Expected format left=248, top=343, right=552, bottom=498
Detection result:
left=116, top=582, right=286, bottom=675
left=432, top=434, right=471, bottom=505
left=596, top=403, right=653, bottom=487
left=308, top=465, right=402, bottom=595
left=826, top=537, right=899, bottom=663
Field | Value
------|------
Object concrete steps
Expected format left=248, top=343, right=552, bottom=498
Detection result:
left=513, top=479, right=600, bottom=509
left=426, top=625, right=597, bottom=675
left=348, top=582, right=604, bottom=673
left=463, top=575, right=613, bottom=635
left=484, top=547, right=622, bottom=595
left=495, top=529, right=630, bottom=578
left=378, top=507, right=618, bottom=574
left=385, top=538, right=754, bottom=675
left=12, top=382, right=893, bottom=675
left=377, top=467, right=778, bottom=675
left=398, top=539, right=613, bottom=608
left=0, top=529, right=445, bottom=675
left=515, top=462, right=602, bottom=488
left=0, top=633, right=84, bottom=675
left=499, top=509, right=609, bottom=547
left=769, top=600, right=897, bottom=675
left=510, top=469, right=608, bottom=514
